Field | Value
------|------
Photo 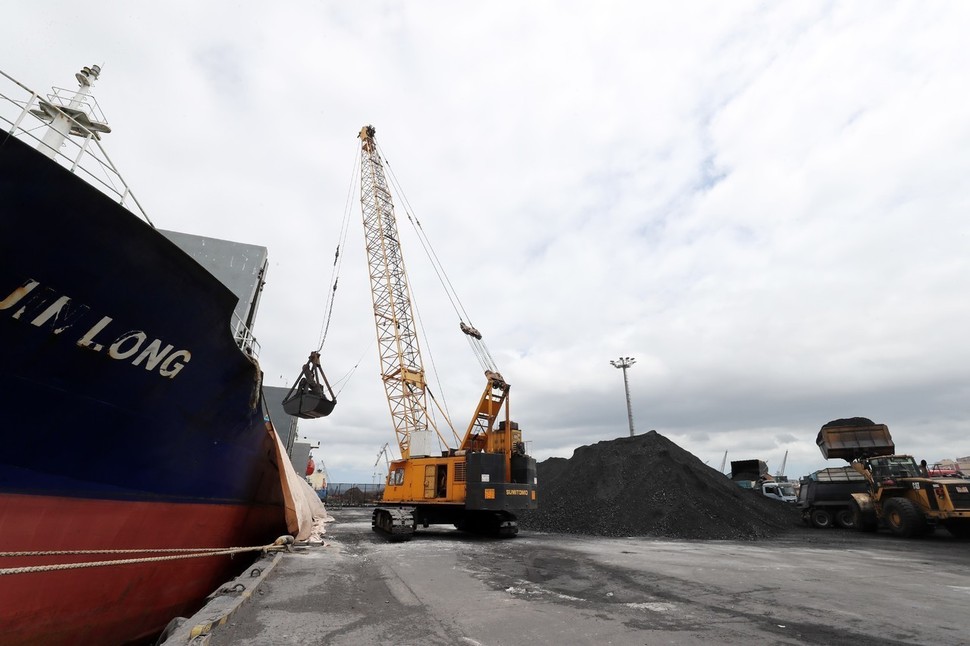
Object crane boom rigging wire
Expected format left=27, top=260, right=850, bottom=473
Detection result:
left=315, top=145, right=361, bottom=353
left=280, top=143, right=360, bottom=420
left=380, top=147, right=500, bottom=375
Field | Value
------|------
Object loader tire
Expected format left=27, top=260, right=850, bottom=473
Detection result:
left=850, top=499, right=878, bottom=533
left=810, top=508, right=834, bottom=529
left=834, top=508, right=856, bottom=529
left=883, top=498, right=926, bottom=538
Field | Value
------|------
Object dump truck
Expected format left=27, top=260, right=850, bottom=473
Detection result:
left=760, top=480, right=797, bottom=503
left=816, top=418, right=970, bottom=538
left=729, top=459, right=794, bottom=502
left=797, top=467, right=869, bottom=528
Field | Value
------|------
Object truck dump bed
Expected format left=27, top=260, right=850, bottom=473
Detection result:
left=798, top=467, right=870, bottom=508
left=816, top=424, right=894, bottom=461
left=809, top=467, right=868, bottom=483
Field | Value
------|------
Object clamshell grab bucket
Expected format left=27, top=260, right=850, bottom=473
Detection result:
left=282, top=352, right=336, bottom=419
left=283, top=384, right=336, bottom=418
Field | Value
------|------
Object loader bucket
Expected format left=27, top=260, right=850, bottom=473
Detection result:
left=816, top=424, right=893, bottom=461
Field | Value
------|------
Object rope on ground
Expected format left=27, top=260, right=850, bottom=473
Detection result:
left=0, top=536, right=293, bottom=576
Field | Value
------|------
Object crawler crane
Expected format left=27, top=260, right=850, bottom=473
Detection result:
left=357, top=125, right=537, bottom=541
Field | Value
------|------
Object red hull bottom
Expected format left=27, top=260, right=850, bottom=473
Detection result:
left=0, top=493, right=287, bottom=645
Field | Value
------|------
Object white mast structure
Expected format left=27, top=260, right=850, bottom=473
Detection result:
left=31, top=64, right=111, bottom=160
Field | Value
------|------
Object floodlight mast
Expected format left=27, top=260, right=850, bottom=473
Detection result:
left=610, top=356, right=636, bottom=437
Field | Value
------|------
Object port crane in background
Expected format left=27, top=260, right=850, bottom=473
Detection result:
left=373, top=442, right=391, bottom=484
left=357, top=125, right=537, bottom=541
left=776, top=450, right=788, bottom=478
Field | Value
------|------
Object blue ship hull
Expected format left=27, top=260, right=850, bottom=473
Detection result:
left=0, top=129, right=289, bottom=644
left=0, top=133, right=282, bottom=504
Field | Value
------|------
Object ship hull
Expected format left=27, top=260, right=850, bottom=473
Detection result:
left=0, top=494, right=284, bottom=645
left=0, top=120, right=289, bottom=642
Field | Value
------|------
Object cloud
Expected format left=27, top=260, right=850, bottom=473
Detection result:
left=5, top=1, right=970, bottom=483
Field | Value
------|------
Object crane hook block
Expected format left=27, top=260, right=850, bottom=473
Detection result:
left=460, top=321, right=482, bottom=340
left=282, top=351, right=337, bottom=419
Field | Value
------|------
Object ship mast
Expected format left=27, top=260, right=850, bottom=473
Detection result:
left=31, top=64, right=111, bottom=160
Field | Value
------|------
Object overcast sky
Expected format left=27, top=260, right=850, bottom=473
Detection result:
left=5, top=2, right=970, bottom=484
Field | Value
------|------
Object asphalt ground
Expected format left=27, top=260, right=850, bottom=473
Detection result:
left=196, top=507, right=970, bottom=646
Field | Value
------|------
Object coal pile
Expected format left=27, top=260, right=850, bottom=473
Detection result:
left=822, top=417, right=876, bottom=428
left=517, top=431, right=801, bottom=540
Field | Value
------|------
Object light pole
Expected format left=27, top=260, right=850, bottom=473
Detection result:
left=610, top=356, right=636, bottom=437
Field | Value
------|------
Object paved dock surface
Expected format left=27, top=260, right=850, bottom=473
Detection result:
left=207, top=508, right=970, bottom=645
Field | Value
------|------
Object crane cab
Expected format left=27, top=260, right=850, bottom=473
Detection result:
left=382, top=451, right=537, bottom=510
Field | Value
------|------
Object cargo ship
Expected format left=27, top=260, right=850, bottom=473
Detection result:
left=0, top=66, right=313, bottom=644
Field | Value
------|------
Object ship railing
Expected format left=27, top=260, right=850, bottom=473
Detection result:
left=0, top=68, right=153, bottom=226
left=232, top=312, right=261, bottom=359
left=41, top=83, right=111, bottom=129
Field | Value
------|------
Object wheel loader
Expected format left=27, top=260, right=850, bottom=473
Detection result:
left=816, top=418, right=970, bottom=538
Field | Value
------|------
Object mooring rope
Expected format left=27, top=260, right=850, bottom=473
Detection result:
left=3, top=548, right=235, bottom=556
left=0, top=537, right=292, bottom=576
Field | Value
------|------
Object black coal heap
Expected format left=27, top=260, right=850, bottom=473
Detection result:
left=518, top=430, right=801, bottom=540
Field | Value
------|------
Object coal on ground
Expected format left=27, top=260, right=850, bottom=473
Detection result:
left=517, top=431, right=802, bottom=540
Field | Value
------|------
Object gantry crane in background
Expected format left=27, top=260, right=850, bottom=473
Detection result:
left=373, top=442, right=391, bottom=484
left=776, top=450, right=788, bottom=478
left=358, top=125, right=537, bottom=541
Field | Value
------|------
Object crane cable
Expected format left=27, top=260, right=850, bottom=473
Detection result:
left=409, top=287, right=457, bottom=439
left=315, top=144, right=361, bottom=354
left=328, top=338, right=373, bottom=399
left=293, top=144, right=371, bottom=402
left=379, top=146, right=497, bottom=443
left=380, top=147, right=500, bottom=376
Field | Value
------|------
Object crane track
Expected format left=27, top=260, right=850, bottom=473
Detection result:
left=372, top=507, right=416, bottom=542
